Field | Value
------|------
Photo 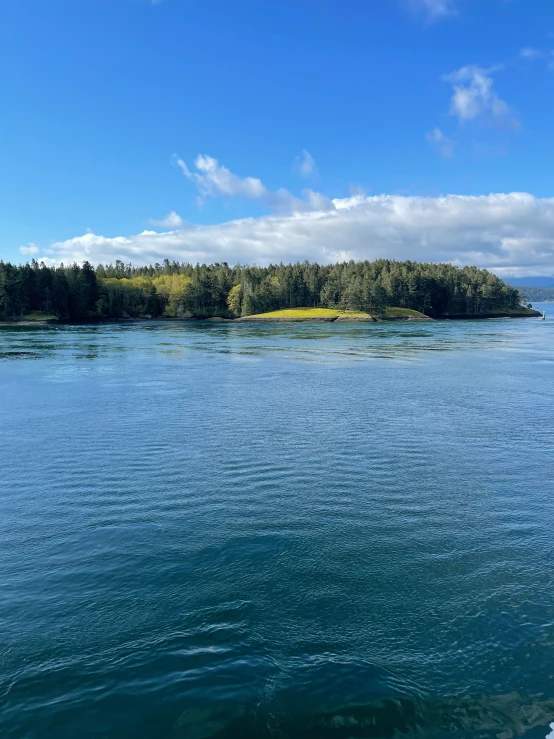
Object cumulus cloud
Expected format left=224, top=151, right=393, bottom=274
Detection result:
left=426, top=128, right=454, bottom=158
left=409, top=0, right=458, bottom=21
left=294, top=149, right=317, bottom=178
left=20, top=244, right=39, bottom=255
left=32, top=192, right=554, bottom=276
left=444, top=66, right=519, bottom=128
left=148, top=211, right=186, bottom=229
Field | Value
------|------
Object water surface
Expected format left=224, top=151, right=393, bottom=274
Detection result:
left=1, top=311, right=554, bottom=739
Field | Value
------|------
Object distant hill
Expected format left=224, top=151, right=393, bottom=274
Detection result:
left=507, top=276, right=554, bottom=288
left=517, top=286, right=554, bottom=302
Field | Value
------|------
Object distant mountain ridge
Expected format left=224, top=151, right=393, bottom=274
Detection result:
left=516, top=286, right=554, bottom=302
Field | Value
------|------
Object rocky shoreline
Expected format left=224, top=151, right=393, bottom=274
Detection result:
left=235, top=314, right=434, bottom=323
left=435, top=311, right=541, bottom=320
left=0, top=309, right=542, bottom=327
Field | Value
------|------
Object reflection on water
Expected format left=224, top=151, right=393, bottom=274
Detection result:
left=0, top=309, right=552, bottom=365
left=0, top=309, right=553, bottom=739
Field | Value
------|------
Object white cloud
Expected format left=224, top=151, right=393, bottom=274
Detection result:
left=426, top=128, right=454, bottom=158
left=176, top=154, right=267, bottom=201
left=294, top=149, right=317, bottom=178
left=176, top=153, right=329, bottom=214
left=520, top=47, right=541, bottom=59
left=444, top=65, right=518, bottom=128
left=409, top=0, right=458, bottom=21
left=32, top=192, right=554, bottom=276
left=148, top=211, right=185, bottom=229
left=20, top=244, right=39, bottom=256
left=518, top=47, right=554, bottom=70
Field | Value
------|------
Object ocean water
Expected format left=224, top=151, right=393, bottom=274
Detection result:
left=1, top=308, right=553, bottom=739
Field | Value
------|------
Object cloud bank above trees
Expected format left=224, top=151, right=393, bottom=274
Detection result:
left=27, top=191, right=554, bottom=277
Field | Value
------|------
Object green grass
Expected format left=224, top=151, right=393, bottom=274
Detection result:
left=246, top=308, right=372, bottom=319
left=385, top=307, right=428, bottom=318
left=246, top=307, right=433, bottom=320
left=23, top=312, right=58, bottom=321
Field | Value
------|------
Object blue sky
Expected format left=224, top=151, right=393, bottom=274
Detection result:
left=1, top=0, right=554, bottom=274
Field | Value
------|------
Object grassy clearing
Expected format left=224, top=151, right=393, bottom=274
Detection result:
left=245, top=307, right=432, bottom=320
left=247, top=308, right=372, bottom=319
left=385, top=307, right=428, bottom=318
left=23, top=312, right=58, bottom=321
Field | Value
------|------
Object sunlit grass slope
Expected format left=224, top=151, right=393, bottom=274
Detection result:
left=245, top=307, right=431, bottom=320
left=385, top=307, right=428, bottom=318
left=246, top=308, right=372, bottom=319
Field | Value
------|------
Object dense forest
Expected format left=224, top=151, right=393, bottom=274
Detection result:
left=0, top=258, right=525, bottom=321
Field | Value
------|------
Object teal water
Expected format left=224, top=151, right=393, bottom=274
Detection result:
left=1, top=309, right=554, bottom=739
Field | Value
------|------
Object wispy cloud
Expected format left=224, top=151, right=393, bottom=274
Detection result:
left=428, top=46, right=552, bottom=153
left=294, top=149, right=317, bottom=178
left=20, top=244, right=39, bottom=255
left=409, top=0, right=458, bottom=22
left=175, top=154, right=267, bottom=201
left=426, top=128, right=454, bottom=158
left=443, top=65, right=519, bottom=129
left=148, top=211, right=186, bottom=229
left=518, top=46, right=554, bottom=70
left=520, top=47, right=541, bottom=59
left=175, top=153, right=333, bottom=213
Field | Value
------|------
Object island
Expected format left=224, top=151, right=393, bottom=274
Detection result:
left=0, top=258, right=542, bottom=324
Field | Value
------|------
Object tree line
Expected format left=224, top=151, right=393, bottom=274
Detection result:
left=0, top=258, right=524, bottom=321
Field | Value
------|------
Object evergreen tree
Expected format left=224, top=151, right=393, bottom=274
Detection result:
left=0, top=258, right=524, bottom=321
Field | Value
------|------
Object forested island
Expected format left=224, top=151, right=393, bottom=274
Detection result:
left=0, top=258, right=540, bottom=323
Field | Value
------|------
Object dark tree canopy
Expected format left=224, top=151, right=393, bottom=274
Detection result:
left=0, top=258, right=524, bottom=321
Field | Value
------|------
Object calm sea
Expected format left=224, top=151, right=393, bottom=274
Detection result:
left=1, top=307, right=553, bottom=739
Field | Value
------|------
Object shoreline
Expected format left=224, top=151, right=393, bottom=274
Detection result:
left=0, top=309, right=542, bottom=328
left=235, top=314, right=434, bottom=323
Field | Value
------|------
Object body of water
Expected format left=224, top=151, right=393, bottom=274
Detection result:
left=1, top=308, right=553, bottom=739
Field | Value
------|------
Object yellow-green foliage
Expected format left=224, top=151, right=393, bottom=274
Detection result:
left=152, top=274, right=192, bottom=316
left=227, top=284, right=243, bottom=317
left=100, top=277, right=150, bottom=316
left=99, top=276, right=176, bottom=316
left=247, top=308, right=372, bottom=319
left=100, top=273, right=194, bottom=318
left=385, top=307, right=427, bottom=318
